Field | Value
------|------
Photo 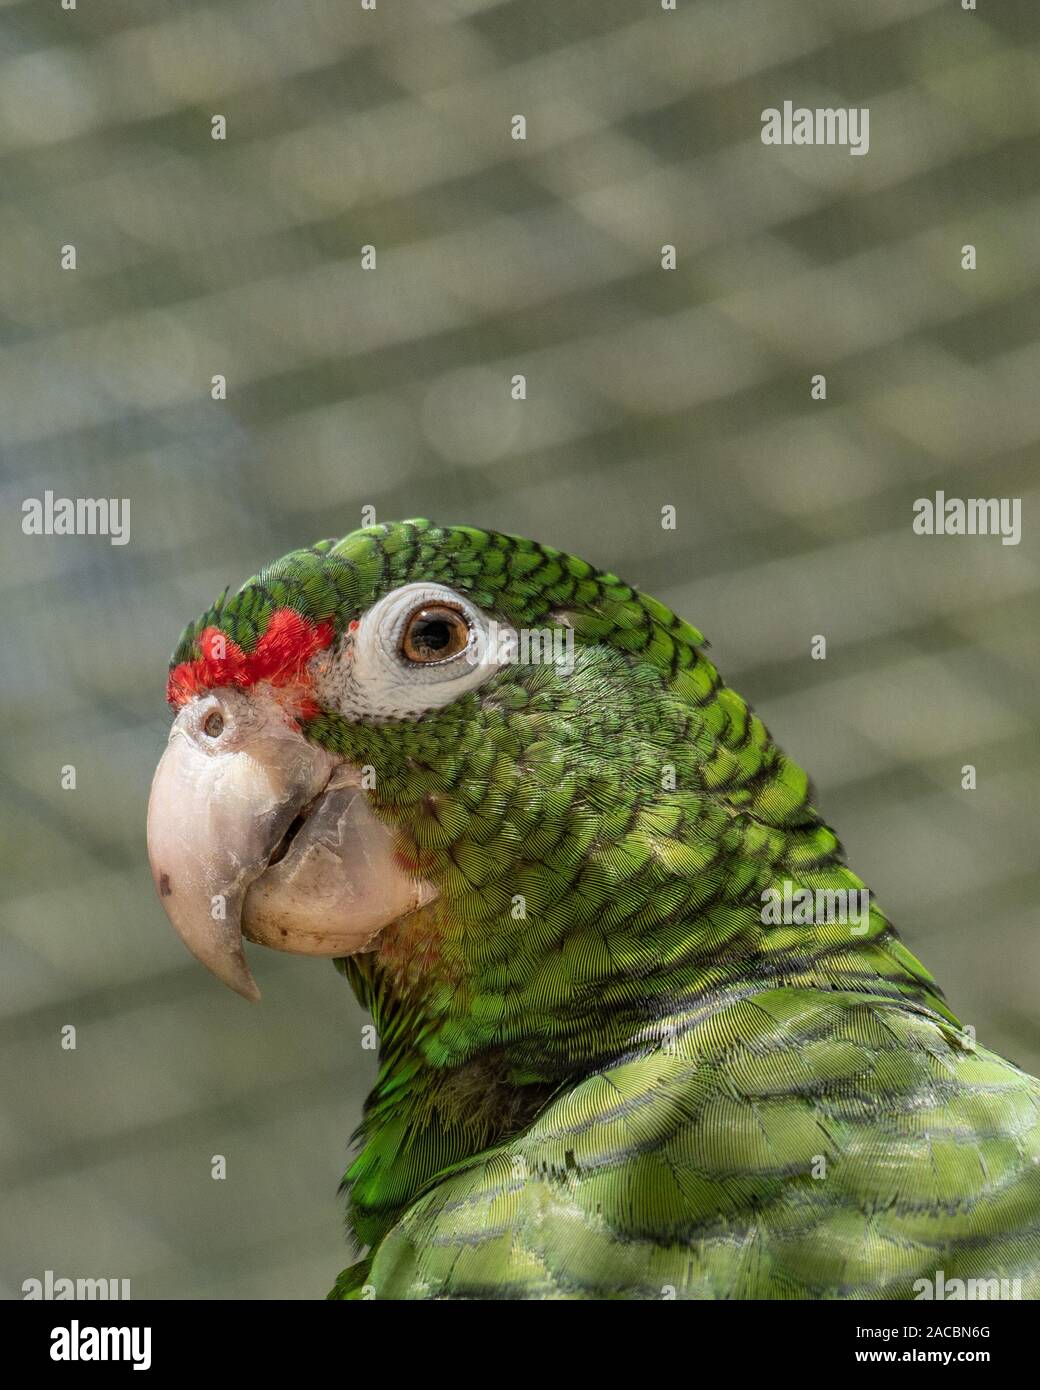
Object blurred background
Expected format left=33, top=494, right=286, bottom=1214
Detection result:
left=2, top=0, right=1038, bottom=1299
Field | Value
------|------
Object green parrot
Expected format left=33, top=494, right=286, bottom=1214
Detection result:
left=147, top=519, right=1040, bottom=1300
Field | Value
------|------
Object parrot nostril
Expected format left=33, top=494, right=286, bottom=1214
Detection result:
left=203, top=711, right=225, bottom=738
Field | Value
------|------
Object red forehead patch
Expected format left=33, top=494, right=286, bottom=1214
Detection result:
left=166, top=607, right=335, bottom=718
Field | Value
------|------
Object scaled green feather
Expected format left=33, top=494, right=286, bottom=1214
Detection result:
left=173, top=521, right=1040, bottom=1300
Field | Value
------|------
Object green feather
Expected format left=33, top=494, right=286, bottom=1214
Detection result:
left=172, top=521, right=1040, bottom=1300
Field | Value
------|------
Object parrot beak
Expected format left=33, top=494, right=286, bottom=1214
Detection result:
left=146, top=688, right=436, bottom=1000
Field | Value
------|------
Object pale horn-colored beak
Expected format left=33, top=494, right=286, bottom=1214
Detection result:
left=147, top=687, right=436, bottom=1000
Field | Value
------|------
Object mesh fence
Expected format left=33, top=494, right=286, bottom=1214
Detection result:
left=2, top=0, right=1038, bottom=1297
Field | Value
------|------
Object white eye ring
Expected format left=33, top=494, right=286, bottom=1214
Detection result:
left=311, top=582, right=515, bottom=722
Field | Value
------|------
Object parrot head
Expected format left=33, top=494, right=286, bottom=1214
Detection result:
left=148, top=518, right=828, bottom=1072
left=148, top=518, right=956, bottom=1258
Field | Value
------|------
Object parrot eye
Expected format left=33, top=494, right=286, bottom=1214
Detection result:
left=203, top=711, right=225, bottom=738
left=310, top=581, right=516, bottom=722
left=400, top=605, right=469, bottom=664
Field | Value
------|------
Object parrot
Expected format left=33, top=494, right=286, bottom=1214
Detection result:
left=146, top=518, right=1040, bottom=1300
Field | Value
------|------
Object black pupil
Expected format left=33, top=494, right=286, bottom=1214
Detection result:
left=414, top=618, right=452, bottom=651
